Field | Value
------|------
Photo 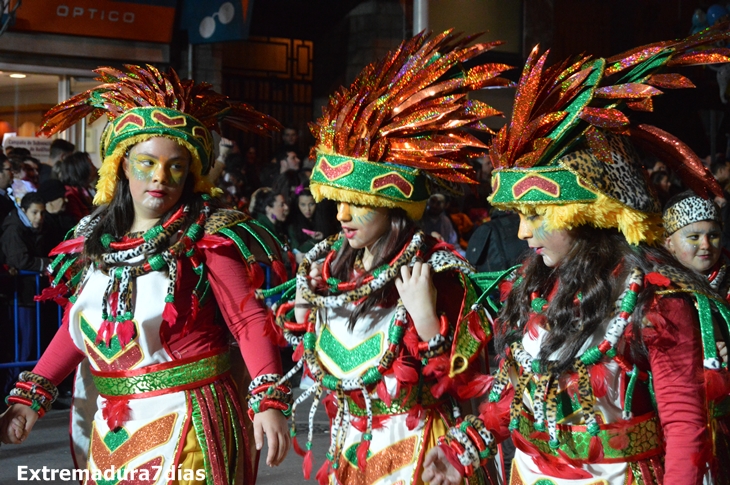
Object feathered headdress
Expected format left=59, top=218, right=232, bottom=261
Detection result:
left=309, top=30, right=512, bottom=220
left=38, top=64, right=281, bottom=205
left=488, top=27, right=730, bottom=244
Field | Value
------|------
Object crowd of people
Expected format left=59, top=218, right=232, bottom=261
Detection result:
left=1, top=27, right=730, bottom=485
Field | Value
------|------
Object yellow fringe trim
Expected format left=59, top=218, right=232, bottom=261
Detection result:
left=310, top=182, right=427, bottom=221
left=491, top=192, right=662, bottom=245
left=93, top=134, right=218, bottom=206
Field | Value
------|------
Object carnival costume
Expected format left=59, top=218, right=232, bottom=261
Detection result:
left=7, top=65, right=293, bottom=485
left=662, top=193, right=730, bottom=485
left=470, top=28, right=730, bottom=485
left=267, top=31, right=511, bottom=485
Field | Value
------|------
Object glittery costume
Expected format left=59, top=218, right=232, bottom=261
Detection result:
left=269, top=31, right=512, bottom=485
left=483, top=28, right=730, bottom=485
left=23, top=65, right=288, bottom=485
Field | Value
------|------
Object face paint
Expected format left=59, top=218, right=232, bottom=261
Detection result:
left=666, top=220, right=722, bottom=274
left=123, top=137, right=191, bottom=224
left=517, top=212, right=575, bottom=267
left=337, top=203, right=390, bottom=250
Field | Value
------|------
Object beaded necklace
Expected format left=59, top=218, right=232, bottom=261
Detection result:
left=488, top=268, right=645, bottom=459
left=276, top=230, right=424, bottom=471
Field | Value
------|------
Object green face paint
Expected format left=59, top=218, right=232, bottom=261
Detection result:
left=128, top=154, right=188, bottom=187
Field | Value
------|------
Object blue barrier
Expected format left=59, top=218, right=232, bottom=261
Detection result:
left=0, top=270, right=62, bottom=369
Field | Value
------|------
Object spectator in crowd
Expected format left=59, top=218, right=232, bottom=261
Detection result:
left=445, top=196, right=475, bottom=250
left=466, top=209, right=528, bottom=272
left=419, top=193, right=458, bottom=246
left=250, top=187, right=289, bottom=242
left=38, top=139, right=74, bottom=184
left=36, top=179, right=76, bottom=249
left=644, top=157, right=667, bottom=176
left=53, top=151, right=94, bottom=222
left=0, top=192, right=50, bottom=273
left=712, top=158, right=730, bottom=192
left=0, top=154, right=13, bottom=224
left=650, top=169, right=672, bottom=207
left=8, top=147, right=30, bottom=157
left=4, top=145, right=13, bottom=156
left=260, top=149, right=301, bottom=188
left=272, top=169, right=308, bottom=201
left=9, top=156, right=36, bottom=204
left=287, top=187, right=324, bottom=262
left=22, top=157, right=40, bottom=188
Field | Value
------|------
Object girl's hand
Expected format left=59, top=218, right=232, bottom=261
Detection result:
left=421, top=446, right=463, bottom=485
left=718, top=341, right=728, bottom=364
left=0, top=404, right=37, bottom=444
left=253, top=409, right=290, bottom=467
left=395, top=262, right=440, bottom=340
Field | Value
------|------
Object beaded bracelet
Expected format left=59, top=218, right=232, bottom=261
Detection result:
left=4, top=372, right=58, bottom=417
left=438, top=414, right=496, bottom=477
left=247, top=374, right=293, bottom=421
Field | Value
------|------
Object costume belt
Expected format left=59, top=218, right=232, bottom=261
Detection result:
left=346, top=384, right=442, bottom=417
left=91, top=350, right=230, bottom=399
left=513, top=411, right=663, bottom=463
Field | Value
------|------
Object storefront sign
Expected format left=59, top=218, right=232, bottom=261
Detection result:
left=3, top=136, right=52, bottom=160
left=10, top=0, right=177, bottom=43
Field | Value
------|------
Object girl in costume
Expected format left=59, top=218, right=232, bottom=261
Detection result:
left=663, top=191, right=730, bottom=485
left=269, top=31, right=512, bottom=485
left=0, top=65, right=292, bottom=485
left=425, top=28, right=730, bottom=485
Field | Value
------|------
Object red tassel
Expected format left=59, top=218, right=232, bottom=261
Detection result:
left=292, top=342, right=304, bottom=362
left=588, top=435, right=604, bottom=462
left=511, top=432, right=591, bottom=480
left=102, top=398, right=131, bottom=429
left=249, top=262, right=265, bottom=289
left=467, top=310, right=486, bottom=342
left=406, top=404, right=424, bottom=430
left=116, top=320, right=135, bottom=347
left=498, top=279, right=514, bottom=302
left=393, top=357, right=419, bottom=384
left=34, top=282, right=69, bottom=304
left=96, top=320, right=113, bottom=346
left=162, top=301, right=178, bottom=326
left=590, top=363, right=608, bottom=399
left=322, top=393, right=338, bottom=420
left=292, top=436, right=306, bottom=457
left=108, top=292, right=119, bottom=316
left=376, top=380, right=392, bottom=407
left=272, top=260, right=288, bottom=284
left=49, top=236, right=85, bottom=256
left=356, top=440, right=370, bottom=471
left=315, top=458, right=330, bottom=485
left=349, top=390, right=366, bottom=410
left=352, top=415, right=389, bottom=432
left=302, top=449, right=313, bottom=479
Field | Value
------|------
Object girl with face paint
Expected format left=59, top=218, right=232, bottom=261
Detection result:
left=0, top=66, right=293, bottom=481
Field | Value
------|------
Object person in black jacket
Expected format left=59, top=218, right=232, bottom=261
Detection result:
left=465, top=209, right=529, bottom=272
left=1, top=192, right=50, bottom=273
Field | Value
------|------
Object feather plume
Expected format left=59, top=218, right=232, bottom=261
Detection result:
left=38, top=64, right=281, bottom=138
left=310, top=30, right=511, bottom=187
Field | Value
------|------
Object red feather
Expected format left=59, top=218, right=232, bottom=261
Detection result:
left=406, top=404, right=424, bottom=430
left=705, top=368, right=730, bottom=402
left=456, top=373, right=494, bottom=400
left=393, top=357, right=419, bottom=384
left=423, top=354, right=449, bottom=377
left=512, top=432, right=591, bottom=479
left=479, top=387, right=513, bottom=441
left=49, top=236, right=85, bottom=256
left=272, top=260, right=288, bottom=285
left=116, top=320, right=135, bottom=347
left=590, top=363, right=608, bottom=399
left=35, top=282, right=69, bottom=306
left=376, top=380, right=392, bottom=407
left=303, top=449, right=313, bottom=479
left=524, top=313, right=544, bottom=340
left=249, top=262, right=265, bottom=289
left=499, top=280, right=514, bottom=302
left=356, top=440, right=370, bottom=471
left=196, top=234, right=233, bottom=249
left=431, top=375, right=452, bottom=398
left=467, top=310, right=487, bottom=343
left=588, top=435, right=604, bottom=462
left=292, top=436, right=306, bottom=457
left=403, top=327, right=421, bottom=356
left=262, top=312, right=287, bottom=347
left=323, top=393, right=338, bottom=420
left=162, top=301, right=178, bottom=326
left=352, top=415, right=390, bottom=432
left=102, top=398, right=131, bottom=429
left=644, top=272, right=671, bottom=288
left=315, top=458, right=331, bottom=485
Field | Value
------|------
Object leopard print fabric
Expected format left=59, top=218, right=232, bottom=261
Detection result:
left=557, top=133, right=660, bottom=214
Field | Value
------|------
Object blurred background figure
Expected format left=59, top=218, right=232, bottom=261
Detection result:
left=53, top=151, right=94, bottom=222
left=38, top=139, right=74, bottom=185
left=286, top=187, right=324, bottom=263
left=419, top=193, right=458, bottom=246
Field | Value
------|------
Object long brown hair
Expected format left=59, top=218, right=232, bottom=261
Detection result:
left=328, top=207, right=414, bottom=330
left=495, top=225, right=709, bottom=373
